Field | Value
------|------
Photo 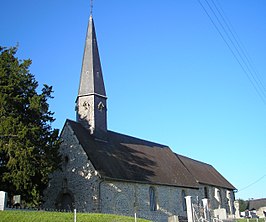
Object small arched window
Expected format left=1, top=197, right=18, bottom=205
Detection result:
left=218, top=189, right=222, bottom=202
left=182, top=190, right=187, bottom=211
left=64, top=156, right=69, bottom=164
left=214, top=188, right=222, bottom=207
left=204, top=187, right=208, bottom=199
left=63, top=155, right=69, bottom=170
left=149, top=186, right=157, bottom=211
left=63, top=178, right=68, bottom=189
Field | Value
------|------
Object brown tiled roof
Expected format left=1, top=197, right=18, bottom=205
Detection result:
left=247, top=198, right=266, bottom=210
left=66, top=119, right=235, bottom=190
left=177, top=154, right=236, bottom=190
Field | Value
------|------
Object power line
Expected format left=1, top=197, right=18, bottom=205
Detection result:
left=197, top=0, right=266, bottom=105
left=210, top=0, right=266, bottom=98
left=214, top=0, right=266, bottom=93
left=237, top=174, right=266, bottom=192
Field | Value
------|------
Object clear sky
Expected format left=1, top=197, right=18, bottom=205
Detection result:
left=1, top=0, right=266, bottom=201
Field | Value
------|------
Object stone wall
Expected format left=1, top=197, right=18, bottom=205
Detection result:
left=100, top=180, right=200, bottom=222
left=206, top=186, right=234, bottom=214
left=43, top=122, right=100, bottom=212
left=100, top=181, right=234, bottom=222
left=197, top=185, right=235, bottom=217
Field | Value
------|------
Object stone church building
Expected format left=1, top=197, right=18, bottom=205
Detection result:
left=43, top=14, right=236, bottom=222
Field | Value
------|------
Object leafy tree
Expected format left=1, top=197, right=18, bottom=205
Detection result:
left=238, top=198, right=248, bottom=212
left=0, top=46, right=61, bottom=207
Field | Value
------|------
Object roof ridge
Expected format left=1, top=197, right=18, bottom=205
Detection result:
left=177, top=153, right=212, bottom=166
left=107, top=130, right=170, bottom=149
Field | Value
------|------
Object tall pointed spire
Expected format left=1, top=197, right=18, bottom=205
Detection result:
left=76, top=14, right=107, bottom=137
left=78, top=15, right=106, bottom=98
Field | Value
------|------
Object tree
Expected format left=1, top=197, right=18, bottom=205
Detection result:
left=0, top=46, right=61, bottom=207
left=238, top=198, right=248, bottom=212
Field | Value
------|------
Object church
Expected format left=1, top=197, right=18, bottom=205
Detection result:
left=43, top=12, right=236, bottom=222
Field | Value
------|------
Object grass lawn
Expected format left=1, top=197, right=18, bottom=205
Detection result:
left=0, top=210, right=151, bottom=222
left=236, top=219, right=266, bottom=222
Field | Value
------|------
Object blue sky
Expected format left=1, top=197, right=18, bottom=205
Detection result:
left=1, top=0, right=266, bottom=200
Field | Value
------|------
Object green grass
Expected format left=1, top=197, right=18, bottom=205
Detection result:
left=235, top=219, right=266, bottom=222
left=0, top=210, right=151, bottom=222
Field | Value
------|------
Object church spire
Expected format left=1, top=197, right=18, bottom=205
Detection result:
left=76, top=14, right=107, bottom=137
left=78, top=15, right=106, bottom=98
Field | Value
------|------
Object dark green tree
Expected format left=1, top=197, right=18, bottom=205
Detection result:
left=0, top=46, right=61, bottom=207
left=238, top=198, right=248, bottom=212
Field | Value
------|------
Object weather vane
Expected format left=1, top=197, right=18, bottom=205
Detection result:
left=90, top=0, right=93, bottom=15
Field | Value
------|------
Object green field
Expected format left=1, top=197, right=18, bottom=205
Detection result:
left=0, top=210, right=151, bottom=222
left=236, top=219, right=266, bottom=222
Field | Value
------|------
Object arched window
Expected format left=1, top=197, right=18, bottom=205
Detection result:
left=63, top=178, right=68, bottom=189
left=182, top=190, right=187, bottom=211
left=204, top=187, right=208, bottom=199
left=64, top=156, right=69, bottom=163
left=218, top=189, right=222, bottom=204
left=149, top=187, right=157, bottom=211
left=214, top=188, right=222, bottom=207
left=63, top=155, right=69, bottom=170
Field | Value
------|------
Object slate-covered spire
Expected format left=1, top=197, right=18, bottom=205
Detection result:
left=78, top=15, right=106, bottom=98
left=76, top=15, right=107, bottom=137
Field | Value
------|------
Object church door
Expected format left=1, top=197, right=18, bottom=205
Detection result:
left=58, top=193, right=74, bottom=211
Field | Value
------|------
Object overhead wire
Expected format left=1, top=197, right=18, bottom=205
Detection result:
left=210, top=0, right=266, bottom=100
left=237, top=174, right=266, bottom=193
left=206, top=0, right=266, bottom=103
left=211, top=0, right=266, bottom=96
left=196, top=0, right=266, bottom=197
left=205, top=0, right=266, bottom=101
left=214, top=0, right=266, bottom=93
left=197, top=0, right=266, bottom=105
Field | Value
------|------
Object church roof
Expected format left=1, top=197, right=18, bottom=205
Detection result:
left=247, top=198, right=266, bottom=210
left=66, top=119, right=235, bottom=190
left=177, top=155, right=236, bottom=190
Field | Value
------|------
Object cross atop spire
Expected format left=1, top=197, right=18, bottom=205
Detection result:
left=90, top=0, right=93, bottom=16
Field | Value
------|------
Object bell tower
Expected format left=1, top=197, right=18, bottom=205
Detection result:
left=76, top=15, right=107, bottom=137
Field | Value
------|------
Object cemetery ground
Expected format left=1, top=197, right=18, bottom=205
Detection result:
left=0, top=212, right=266, bottom=222
left=0, top=210, right=151, bottom=222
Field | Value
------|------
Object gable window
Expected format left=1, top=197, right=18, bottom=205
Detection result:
left=149, top=186, right=157, bottom=211
left=182, top=190, right=187, bottom=211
